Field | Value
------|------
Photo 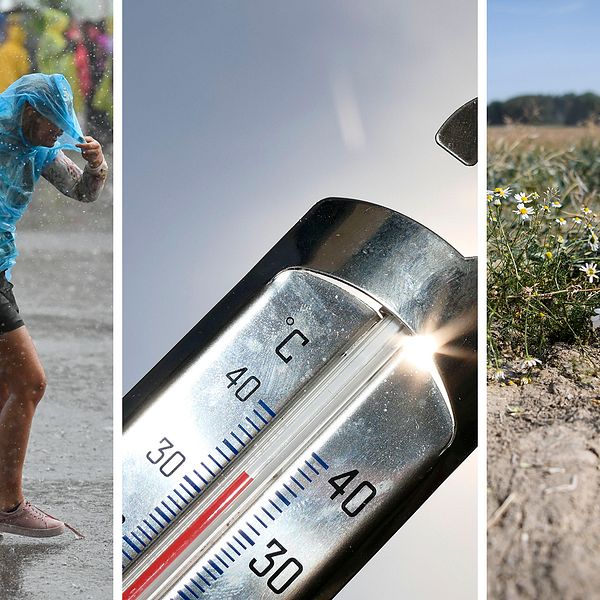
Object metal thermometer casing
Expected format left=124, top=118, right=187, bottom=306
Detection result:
left=123, top=198, right=477, bottom=600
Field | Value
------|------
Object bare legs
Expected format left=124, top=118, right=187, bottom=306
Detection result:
left=0, top=326, right=46, bottom=511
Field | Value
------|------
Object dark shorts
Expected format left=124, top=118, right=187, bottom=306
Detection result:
left=0, top=271, right=24, bottom=335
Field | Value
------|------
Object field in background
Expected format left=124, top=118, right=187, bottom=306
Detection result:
left=489, top=125, right=600, bottom=147
left=489, top=126, right=600, bottom=204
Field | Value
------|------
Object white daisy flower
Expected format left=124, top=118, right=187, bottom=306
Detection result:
left=555, top=217, right=567, bottom=227
left=588, top=231, right=599, bottom=251
left=573, top=216, right=582, bottom=224
left=514, top=203, right=534, bottom=220
left=582, top=206, right=592, bottom=215
left=522, top=357, right=541, bottom=369
left=539, top=204, right=551, bottom=213
left=579, top=262, right=599, bottom=283
left=490, top=368, right=506, bottom=381
left=494, top=186, right=511, bottom=198
left=551, top=200, right=562, bottom=208
left=514, top=192, right=530, bottom=204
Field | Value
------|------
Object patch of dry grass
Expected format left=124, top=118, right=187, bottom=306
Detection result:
left=489, top=125, right=600, bottom=148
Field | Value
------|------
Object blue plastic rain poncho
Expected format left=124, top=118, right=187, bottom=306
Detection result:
left=0, top=73, right=84, bottom=274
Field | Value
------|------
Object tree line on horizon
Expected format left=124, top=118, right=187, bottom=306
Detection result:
left=488, top=93, right=600, bottom=126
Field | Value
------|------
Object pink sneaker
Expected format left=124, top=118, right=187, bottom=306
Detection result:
left=0, top=500, right=66, bottom=538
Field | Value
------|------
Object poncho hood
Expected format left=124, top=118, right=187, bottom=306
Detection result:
left=0, top=73, right=85, bottom=151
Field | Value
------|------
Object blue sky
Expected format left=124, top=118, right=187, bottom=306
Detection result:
left=488, top=0, right=600, bottom=100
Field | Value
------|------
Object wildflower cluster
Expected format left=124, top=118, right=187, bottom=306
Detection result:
left=488, top=185, right=600, bottom=373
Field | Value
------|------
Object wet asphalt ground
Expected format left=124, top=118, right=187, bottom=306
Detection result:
left=0, top=158, right=113, bottom=599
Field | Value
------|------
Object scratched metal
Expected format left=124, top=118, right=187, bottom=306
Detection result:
left=122, top=200, right=477, bottom=599
left=163, top=347, right=454, bottom=600
left=122, top=269, right=381, bottom=568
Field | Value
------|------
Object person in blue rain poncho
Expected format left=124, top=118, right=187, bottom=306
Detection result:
left=0, top=73, right=107, bottom=537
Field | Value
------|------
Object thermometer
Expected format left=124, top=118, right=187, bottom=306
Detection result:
left=122, top=198, right=477, bottom=599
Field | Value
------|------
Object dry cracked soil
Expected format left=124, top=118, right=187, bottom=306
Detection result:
left=488, top=343, right=600, bottom=600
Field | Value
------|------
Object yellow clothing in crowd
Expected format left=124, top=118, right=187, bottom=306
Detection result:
left=0, top=22, right=31, bottom=93
left=37, top=9, right=83, bottom=113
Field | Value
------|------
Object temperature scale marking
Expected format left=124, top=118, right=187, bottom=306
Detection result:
left=171, top=453, right=329, bottom=599
left=123, top=401, right=278, bottom=567
left=124, top=472, right=253, bottom=600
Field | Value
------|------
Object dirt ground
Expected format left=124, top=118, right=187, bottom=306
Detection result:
left=488, top=344, right=600, bottom=600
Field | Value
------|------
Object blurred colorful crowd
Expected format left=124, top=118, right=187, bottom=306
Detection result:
left=0, top=8, right=113, bottom=143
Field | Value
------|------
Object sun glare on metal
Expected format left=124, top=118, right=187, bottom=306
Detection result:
left=402, top=334, right=439, bottom=370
